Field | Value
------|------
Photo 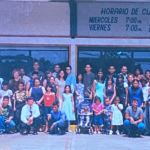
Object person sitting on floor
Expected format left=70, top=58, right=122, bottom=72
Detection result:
left=20, top=97, right=40, bottom=135
left=0, top=96, right=15, bottom=134
left=124, top=99, right=145, bottom=137
left=48, top=101, right=68, bottom=135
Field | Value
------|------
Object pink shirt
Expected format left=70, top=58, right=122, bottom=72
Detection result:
left=92, top=103, right=104, bottom=115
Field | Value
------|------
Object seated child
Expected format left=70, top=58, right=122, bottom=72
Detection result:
left=102, top=97, right=113, bottom=135
left=80, top=106, right=91, bottom=127
left=92, top=96, right=104, bottom=134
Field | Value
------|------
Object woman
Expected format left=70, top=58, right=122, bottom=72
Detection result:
left=128, top=79, right=144, bottom=107
left=104, top=76, right=116, bottom=104
left=93, top=69, right=105, bottom=104
left=29, top=78, right=45, bottom=131
left=134, top=65, right=144, bottom=80
left=9, top=69, right=24, bottom=93
left=43, top=70, right=52, bottom=88
left=127, top=74, right=134, bottom=87
left=145, top=70, right=150, bottom=84
left=116, top=74, right=128, bottom=115
left=55, top=70, right=65, bottom=109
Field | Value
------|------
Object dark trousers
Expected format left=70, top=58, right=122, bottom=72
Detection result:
left=48, top=118, right=68, bottom=134
left=102, top=116, right=111, bottom=132
left=21, top=117, right=40, bottom=133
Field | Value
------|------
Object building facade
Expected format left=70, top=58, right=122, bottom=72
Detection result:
left=0, top=0, right=150, bottom=80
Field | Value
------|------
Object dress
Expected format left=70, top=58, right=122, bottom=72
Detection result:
left=106, top=84, right=115, bottom=100
left=75, top=83, right=84, bottom=108
left=111, top=104, right=123, bottom=125
left=55, top=78, right=65, bottom=108
left=62, top=93, right=75, bottom=121
left=94, top=80, right=105, bottom=104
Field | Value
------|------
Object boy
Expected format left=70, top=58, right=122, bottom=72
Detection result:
left=102, top=97, right=113, bottom=135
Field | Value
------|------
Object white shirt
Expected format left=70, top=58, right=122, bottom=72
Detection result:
left=118, top=73, right=128, bottom=83
left=21, top=104, right=40, bottom=124
left=0, top=78, right=4, bottom=90
left=0, top=90, right=13, bottom=106
left=142, top=86, right=149, bottom=101
left=52, top=72, right=57, bottom=78
left=19, top=75, right=30, bottom=85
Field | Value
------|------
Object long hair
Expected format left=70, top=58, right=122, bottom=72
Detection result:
left=76, top=73, right=83, bottom=83
left=96, top=69, right=105, bottom=83
left=105, top=76, right=114, bottom=88
left=134, top=65, right=143, bottom=76
left=64, top=85, right=72, bottom=93
left=116, top=74, right=124, bottom=88
left=58, top=70, right=66, bottom=80
left=33, top=77, right=41, bottom=86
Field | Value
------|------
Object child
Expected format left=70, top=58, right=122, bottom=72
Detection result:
left=92, top=96, right=104, bottom=134
left=79, top=106, right=91, bottom=127
left=0, top=81, right=13, bottom=106
left=44, top=84, right=55, bottom=133
left=75, top=74, right=84, bottom=110
left=110, top=96, right=123, bottom=135
left=102, top=97, right=113, bottom=135
left=62, top=85, right=75, bottom=132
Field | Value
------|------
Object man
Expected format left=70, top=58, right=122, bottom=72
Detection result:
left=0, top=77, right=4, bottom=90
left=83, top=64, right=95, bottom=99
left=21, top=97, right=40, bottom=135
left=52, top=64, right=61, bottom=78
left=19, top=68, right=30, bottom=85
left=28, top=61, right=45, bottom=81
left=48, top=101, right=68, bottom=135
left=26, top=71, right=38, bottom=96
left=0, top=96, right=15, bottom=134
left=107, top=65, right=117, bottom=83
left=118, top=66, right=128, bottom=83
left=124, top=99, right=145, bottom=137
left=65, top=65, right=76, bottom=93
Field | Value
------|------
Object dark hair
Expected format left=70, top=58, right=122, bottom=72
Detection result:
left=109, top=65, right=115, bottom=69
left=45, top=70, right=52, bottom=76
left=145, top=70, right=150, bottom=75
left=46, top=84, right=53, bottom=91
left=54, top=64, right=60, bottom=68
left=26, top=97, right=34, bottom=101
left=121, top=65, right=127, bottom=69
left=50, top=76, right=55, bottom=80
left=116, top=74, right=124, bottom=88
left=19, top=67, right=25, bottom=70
left=84, top=106, right=89, bottom=111
left=132, top=79, right=139, bottom=84
left=76, top=73, right=83, bottom=83
left=105, top=76, right=114, bottom=87
left=64, top=85, right=72, bottom=93
left=32, top=71, right=38, bottom=76
left=134, top=65, right=143, bottom=76
left=104, top=96, right=110, bottom=101
left=58, top=70, right=66, bottom=80
left=66, top=65, right=72, bottom=70
left=132, top=99, right=138, bottom=102
left=33, top=78, right=41, bottom=86
left=94, top=96, right=101, bottom=103
left=18, top=81, right=25, bottom=86
left=114, top=96, right=120, bottom=101
left=2, top=81, right=9, bottom=86
left=140, top=78, right=147, bottom=84
left=85, top=63, right=92, bottom=68
left=96, top=69, right=104, bottom=83
left=53, top=100, right=59, bottom=106
left=33, top=61, right=39, bottom=65
left=3, top=96, right=9, bottom=100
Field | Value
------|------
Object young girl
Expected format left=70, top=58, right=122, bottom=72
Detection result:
left=44, top=84, right=55, bottom=133
left=62, top=85, right=75, bottom=132
left=75, top=74, right=84, bottom=110
left=92, top=96, right=104, bottom=134
left=110, top=96, right=123, bottom=135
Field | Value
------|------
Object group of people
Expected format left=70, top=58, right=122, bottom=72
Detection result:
left=0, top=61, right=150, bottom=137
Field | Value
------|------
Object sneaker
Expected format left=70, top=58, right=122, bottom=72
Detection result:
left=0, top=131, right=4, bottom=135
left=116, top=130, right=120, bottom=135
left=98, top=131, right=101, bottom=134
left=85, top=123, right=88, bottom=127
left=109, top=130, right=113, bottom=135
left=68, top=130, right=72, bottom=133
left=94, top=131, right=97, bottom=134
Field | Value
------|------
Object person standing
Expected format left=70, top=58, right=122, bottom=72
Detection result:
left=104, top=76, right=116, bottom=104
left=118, top=66, right=128, bottom=83
left=65, top=65, right=76, bottom=93
left=93, top=69, right=105, bottom=104
left=134, top=65, right=144, bottom=81
left=0, top=81, right=13, bottom=106
left=9, top=69, right=24, bottom=93
left=107, top=65, right=117, bottom=83
left=20, top=97, right=40, bottom=135
left=0, top=96, right=15, bottom=134
left=43, top=70, right=52, bottom=88
left=28, top=61, right=45, bottom=82
left=19, top=68, right=30, bottom=85
left=124, top=99, right=145, bottom=137
left=83, top=64, right=95, bottom=102
left=55, top=70, right=66, bottom=108
left=127, top=74, right=134, bottom=87
left=52, top=64, right=61, bottom=78
left=12, top=82, right=27, bottom=131
left=145, top=70, right=150, bottom=84
left=62, top=85, right=75, bottom=132
left=0, top=77, right=4, bottom=91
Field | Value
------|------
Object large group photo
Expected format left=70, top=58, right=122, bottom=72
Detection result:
left=0, top=61, right=150, bottom=138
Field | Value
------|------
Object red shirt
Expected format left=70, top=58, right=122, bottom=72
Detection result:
left=44, top=93, right=55, bottom=106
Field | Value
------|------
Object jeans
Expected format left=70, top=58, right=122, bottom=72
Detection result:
left=143, top=106, right=150, bottom=134
left=0, top=116, right=15, bottom=132
left=94, top=115, right=103, bottom=126
left=44, top=106, right=53, bottom=120
left=102, top=115, right=111, bottom=132
left=124, top=119, right=145, bottom=134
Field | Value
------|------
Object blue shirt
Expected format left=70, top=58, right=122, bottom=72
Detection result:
left=50, top=110, right=67, bottom=126
left=66, top=73, right=76, bottom=93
